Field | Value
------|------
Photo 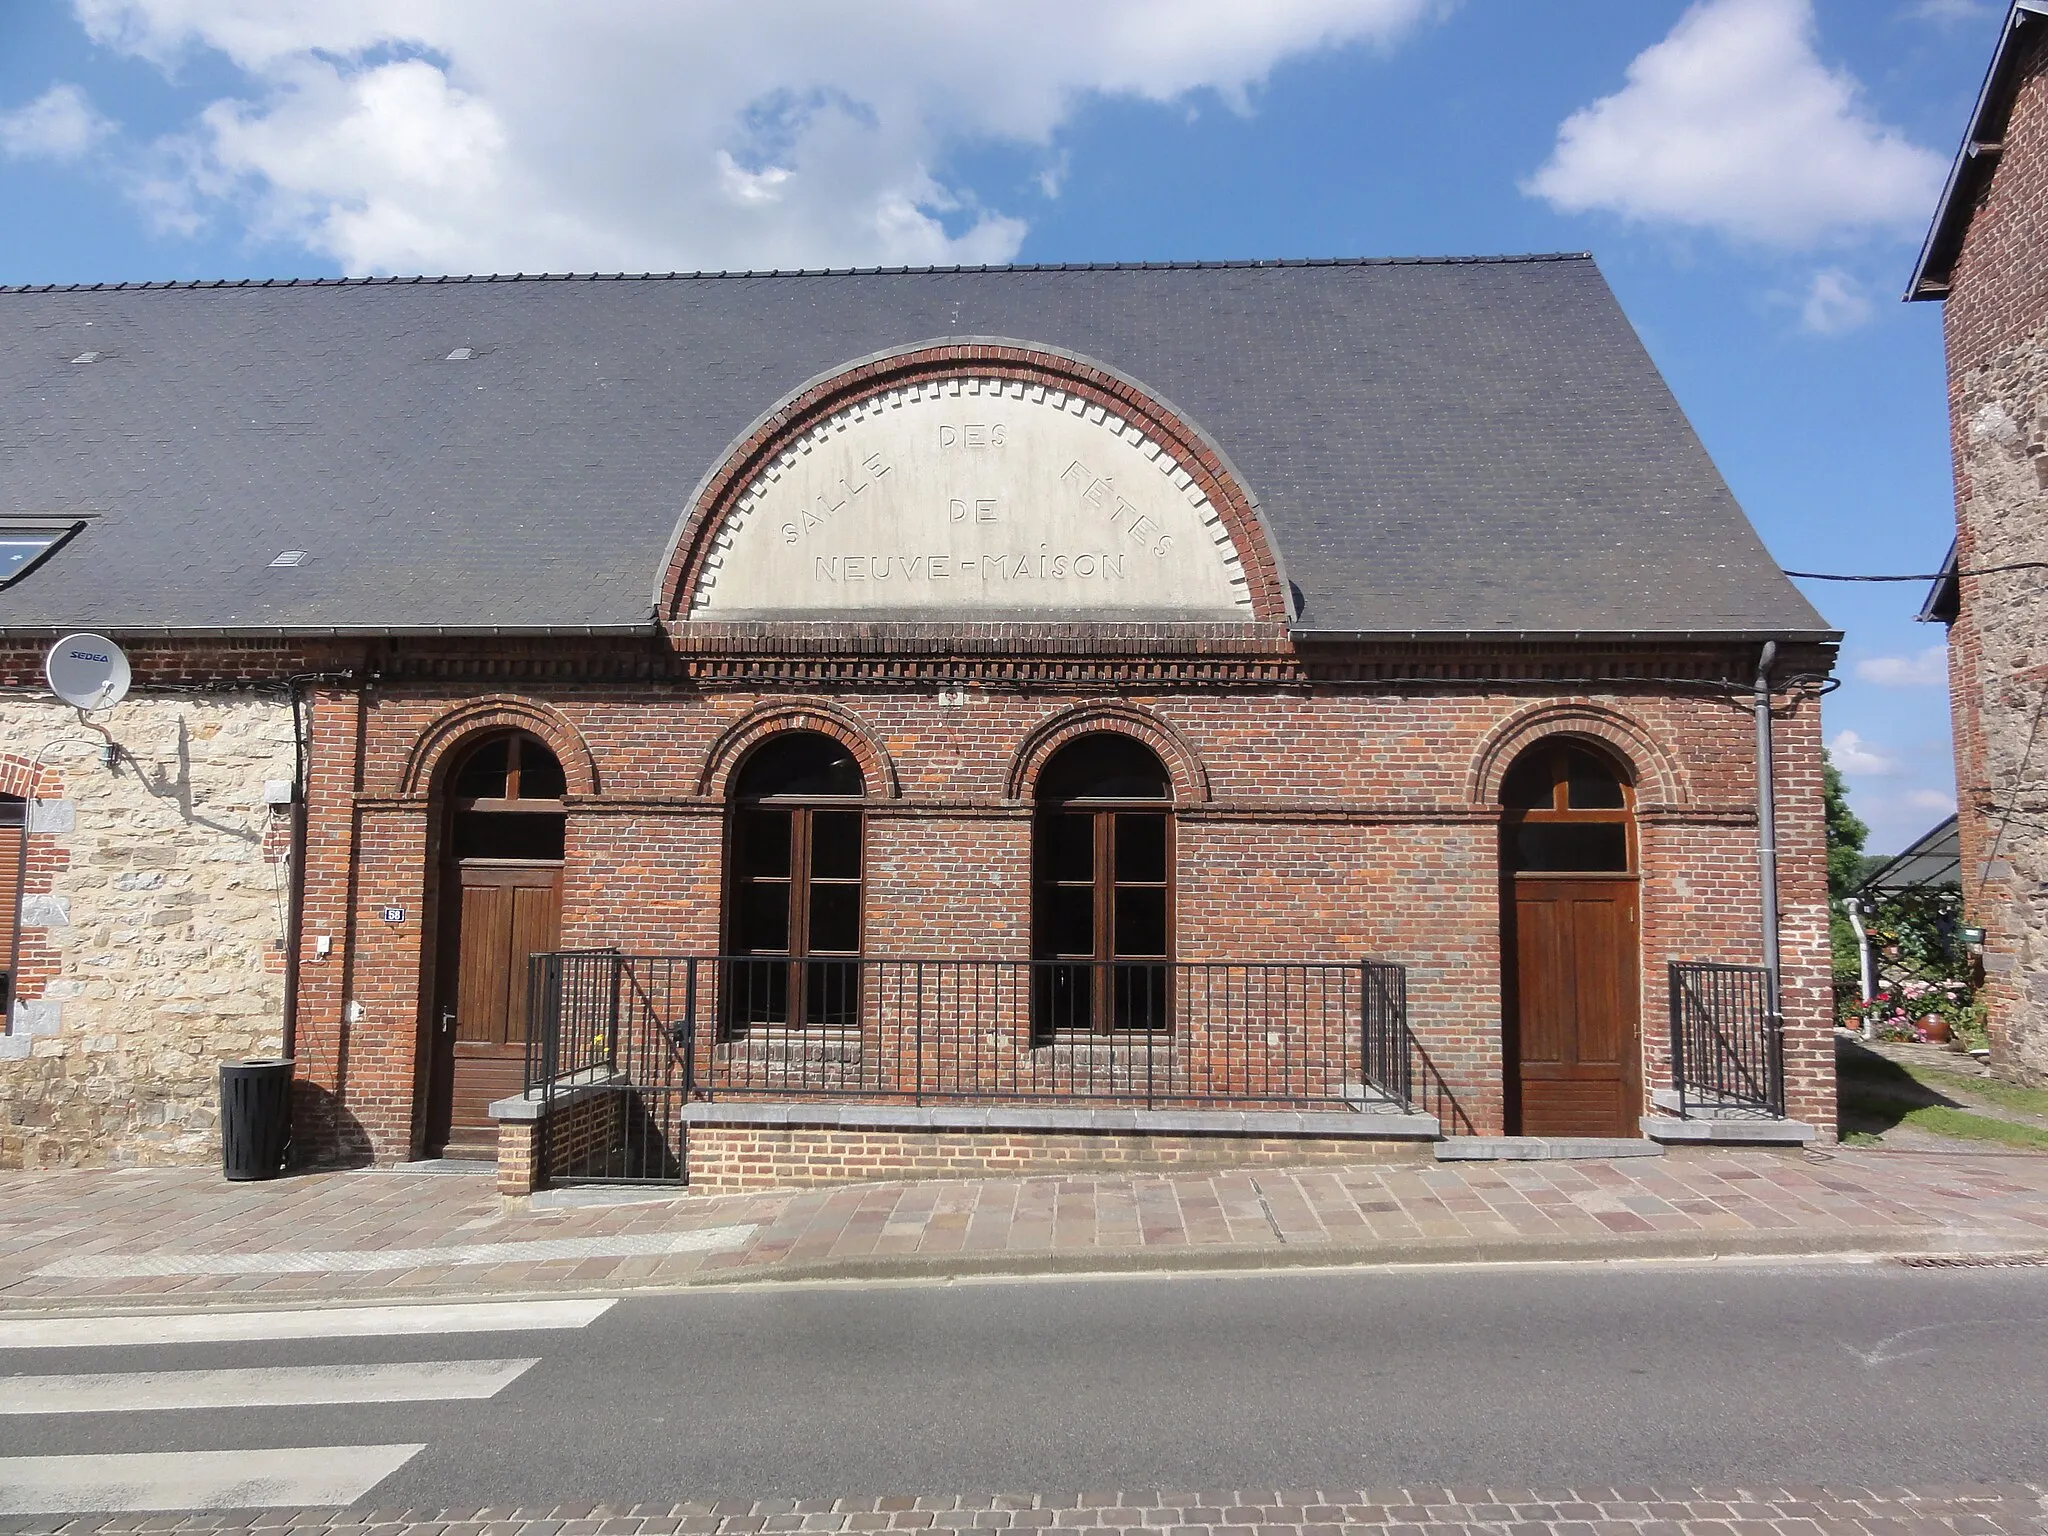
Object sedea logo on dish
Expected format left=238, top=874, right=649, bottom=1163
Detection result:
left=69, top=649, right=110, bottom=664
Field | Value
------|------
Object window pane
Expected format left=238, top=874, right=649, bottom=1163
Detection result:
left=1499, top=753, right=1553, bottom=809
left=1565, top=748, right=1625, bottom=809
left=1114, top=813, right=1167, bottom=883
left=1036, top=813, right=1094, bottom=882
left=726, top=958, right=789, bottom=1026
left=808, top=882, right=861, bottom=954
left=453, top=738, right=510, bottom=799
left=1114, top=886, right=1169, bottom=957
left=1113, top=963, right=1169, bottom=1031
left=737, top=808, right=792, bottom=879
left=804, top=959, right=860, bottom=1027
left=1036, top=734, right=1170, bottom=802
left=1039, top=885, right=1095, bottom=958
left=1510, top=822, right=1629, bottom=874
left=810, top=811, right=862, bottom=880
left=516, top=739, right=567, bottom=799
left=735, top=880, right=791, bottom=952
left=0, top=797, right=25, bottom=827
left=1034, top=963, right=1092, bottom=1034
left=736, top=732, right=863, bottom=797
left=451, top=811, right=564, bottom=861
left=0, top=533, right=60, bottom=582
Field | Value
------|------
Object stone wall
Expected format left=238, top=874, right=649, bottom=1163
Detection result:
left=0, top=692, right=296, bottom=1168
left=1944, top=30, right=2048, bottom=1082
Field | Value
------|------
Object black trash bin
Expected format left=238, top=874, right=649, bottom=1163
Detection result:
left=219, top=1057, right=294, bottom=1180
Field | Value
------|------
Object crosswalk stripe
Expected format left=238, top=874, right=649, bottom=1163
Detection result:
left=35, top=1224, right=755, bottom=1278
left=0, top=1357, right=539, bottom=1414
left=0, top=1297, right=614, bottom=1351
left=0, top=1445, right=425, bottom=1514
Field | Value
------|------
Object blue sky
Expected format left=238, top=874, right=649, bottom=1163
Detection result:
left=0, top=0, right=2002, bottom=851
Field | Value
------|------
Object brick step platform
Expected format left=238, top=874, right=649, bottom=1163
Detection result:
left=0, top=1483, right=2037, bottom=1536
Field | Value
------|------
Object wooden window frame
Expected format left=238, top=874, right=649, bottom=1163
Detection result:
left=723, top=735, right=867, bottom=1034
left=1500, top=742, right=1637, bottom=880
left=1031, top=736, right=1176, bottom=1038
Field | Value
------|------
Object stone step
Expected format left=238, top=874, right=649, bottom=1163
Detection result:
left=1435, top=1136, right=1665, bottom=1161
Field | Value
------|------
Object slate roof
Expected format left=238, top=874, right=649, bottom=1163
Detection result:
left=0, top=255, right=1830, bottom=640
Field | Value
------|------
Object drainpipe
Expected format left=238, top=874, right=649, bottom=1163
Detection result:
left=1754, top=641, right=1782, bottom=1024
left=1845, top=897, right=1874, bottom=1038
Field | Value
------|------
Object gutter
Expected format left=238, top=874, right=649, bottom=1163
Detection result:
left=0, top=622, right=663, bottom=640
left=1289, top=627, right=1843, bottom=644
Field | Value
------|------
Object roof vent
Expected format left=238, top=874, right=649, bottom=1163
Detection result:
left=445, top=347, right=475, bottom=361
left=70, top=351, right=100, bottom=364
left=269, top=550, right=308, bottom=568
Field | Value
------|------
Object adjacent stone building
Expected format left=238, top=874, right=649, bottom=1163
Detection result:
left=0, top=255, right=1835, bottom=1183
left=1911, top=0, right=2048, bottom=1082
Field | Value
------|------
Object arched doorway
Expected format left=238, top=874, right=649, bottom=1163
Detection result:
left=425, top=731, right=567, bottom=1158
left=723, top=731, right=866, bottom=1032
left=1032, top=733, right=1173, bottom=1036
left=1499, top=739, right=1641, bottom=1137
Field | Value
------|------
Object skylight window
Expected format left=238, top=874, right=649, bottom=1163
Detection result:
left=70, top=352, right=100, bottom=365
left=0, top=523, right=86, bottom=590
left=269, top=550, right=308, bottom=568
left=445, top=347, right=475, bottom=361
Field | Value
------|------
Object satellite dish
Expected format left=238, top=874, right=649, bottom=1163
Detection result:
left=45, top=633, right=130, bottom=711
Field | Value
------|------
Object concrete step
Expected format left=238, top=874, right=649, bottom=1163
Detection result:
left=1641, top=1115, right=1818, bottom=1146
left=1436, top=1136, right=1664, bottom=1161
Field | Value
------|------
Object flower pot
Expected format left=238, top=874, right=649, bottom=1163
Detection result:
left=1919, top=1014, right=1952, bottom=1044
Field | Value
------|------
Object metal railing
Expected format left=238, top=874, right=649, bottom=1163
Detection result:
left=1668, top=960, right=1784, bottom=1118
left=526, top=952, right=1424, bottom=1183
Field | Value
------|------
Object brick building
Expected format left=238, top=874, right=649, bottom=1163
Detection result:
left=1911, top=0, right=2048, bottom=1083
left=0, top=255, right=1834, bottom=1185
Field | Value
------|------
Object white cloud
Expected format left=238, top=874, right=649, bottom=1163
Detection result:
left=1905, top=787, right=1959, bottom=813
left=67, top=0, right=1446, bottom=275
left=1907, top=0, right=1995, bottom=24
left=1855, top=644, right=1949, bottom=687
left=0, top=82, right=117, bottom=162
left=1830, top=728, right=1899, bottom=776
left=1800, top=267, right=1873, bottom=334
left=1524, top=0, right=1945, bottom=248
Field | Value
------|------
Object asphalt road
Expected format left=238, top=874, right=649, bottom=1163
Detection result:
left=8, top=1259, right=2048, bottom=1505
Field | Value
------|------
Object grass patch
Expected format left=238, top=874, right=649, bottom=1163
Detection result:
left=1910, top=1067, right=2048, bottom=1122
left=1894, top=1104, right=2048, bottom=1151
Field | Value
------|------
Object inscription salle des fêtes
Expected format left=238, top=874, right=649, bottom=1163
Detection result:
left=767, top=420, right=1184, bottom=586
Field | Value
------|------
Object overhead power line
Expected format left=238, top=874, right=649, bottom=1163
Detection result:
left=1784, top=560, right=2048, bottom=582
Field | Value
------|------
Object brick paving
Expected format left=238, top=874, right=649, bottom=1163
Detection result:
left=0, top=1485, right=2040, bottom=1536
left=4, top=1148, right=2048, bottom=1308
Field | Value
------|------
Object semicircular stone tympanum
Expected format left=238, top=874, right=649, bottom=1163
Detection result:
left=688, top=375, right=1254, bottom=620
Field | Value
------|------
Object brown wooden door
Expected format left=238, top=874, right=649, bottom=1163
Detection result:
left=1508, top=877, right=1640, bottom=1137
left=428, top=860, right=562, bottom=1156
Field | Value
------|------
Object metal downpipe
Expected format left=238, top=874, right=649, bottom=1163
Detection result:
left=1754, top=640, right=1782, bottom=1023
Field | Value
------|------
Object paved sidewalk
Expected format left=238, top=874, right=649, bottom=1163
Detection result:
left=0, top=1484, right=2040, bottom=1536
left=4, top=1147, right=2048, bottom=1309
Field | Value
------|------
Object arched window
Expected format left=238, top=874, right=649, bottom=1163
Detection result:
left=725, top=732, right=865, bottom=1030
left=1032, top=734, right=1172, bottom=1035
left=1498, top=739, right=1634, bottom=873
left=446, top=730, right=568, bottom=860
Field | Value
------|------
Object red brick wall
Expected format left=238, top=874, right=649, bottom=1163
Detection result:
left=1941, top=28, right=2048, bottom=1078
left=294, top=655, right=1836, bottom=1161
left=684, top=1126, right=1428, bottom=1193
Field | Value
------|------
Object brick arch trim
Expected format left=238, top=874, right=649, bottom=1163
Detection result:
left=0, top=755, right=62, bottom=801
left=656, top=338, right=1292, bottom=625
left=1007, top=704, right=1210, bottom=805
left=698, top=700, right=901, bottom=800
left=401, top=697, right=600, bottom=798
left=1467, top=702, right=1687, bottom=809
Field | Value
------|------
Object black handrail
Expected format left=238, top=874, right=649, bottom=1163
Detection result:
left=1668, top=960, right=1784, bottom=1117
